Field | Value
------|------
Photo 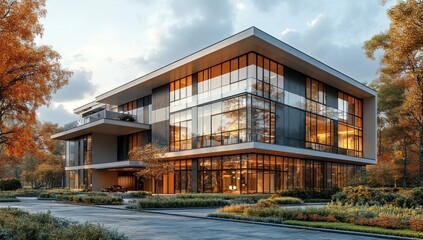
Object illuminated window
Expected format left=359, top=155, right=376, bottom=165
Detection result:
left=170, top=109, right=192, bottom=151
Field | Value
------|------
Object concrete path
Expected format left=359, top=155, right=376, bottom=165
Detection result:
left=0, top=198, right=386, bottom=240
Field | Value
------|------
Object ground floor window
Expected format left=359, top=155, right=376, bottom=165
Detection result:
left=162, top=154, right=364, bottom=194
left=67, top=169, right=92, bottom=190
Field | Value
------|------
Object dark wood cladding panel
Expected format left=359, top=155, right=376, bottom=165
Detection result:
left=152, top=84, right=170, bottom=110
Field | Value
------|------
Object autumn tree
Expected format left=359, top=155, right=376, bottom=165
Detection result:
left=364, top=0, right=423, bottom=185
left=0, top=0, right=71, bottom=157
left=18, top=122, right=64, bottom=188
left=128, top=144, right=173, bottom=193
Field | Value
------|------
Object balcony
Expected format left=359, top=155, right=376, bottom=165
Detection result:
left=52, top=110, right=150, bottom=140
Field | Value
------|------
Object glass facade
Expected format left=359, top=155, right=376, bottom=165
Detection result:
left=118, top=95, right=152, bottom=124
left=167, top=51, right=363, bottom=157
left=65, top=135, right=92, bottom=167
left=160, top=154, right=364, bottom=194
left=67, top=169, right=92, bottom=190
left=170, top=109, right=192, bottom=151
left=197, top=95, right=247, bottom=148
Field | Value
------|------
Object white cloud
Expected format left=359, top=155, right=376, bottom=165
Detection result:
left=307, top=14, right=324, bottom=28
left=281, top=28, right=296, bottom=37
left=34, top=0, right=393, bottom=124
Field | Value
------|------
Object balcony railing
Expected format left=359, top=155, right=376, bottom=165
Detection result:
left=63, top=110, right=141, bottom=131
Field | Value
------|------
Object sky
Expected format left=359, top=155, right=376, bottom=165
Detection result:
left=36, top=0, right=394, bottom=126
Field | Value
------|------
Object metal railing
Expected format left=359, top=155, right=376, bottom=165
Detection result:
left=63, top=110, right=139, bottom=131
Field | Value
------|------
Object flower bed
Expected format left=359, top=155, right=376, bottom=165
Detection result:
left=211, top=202, right=423, bottom=236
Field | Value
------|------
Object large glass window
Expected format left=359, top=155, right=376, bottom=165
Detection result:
left=65, top=134, right=92, bottom=167
left=305, top=112, right=335, bottom=153
left=195, top=154, right=364, bottom=194
left=118, top=95, right=151, bottom=124
left=170, top=109, right=192, bottom=151
left=197, top=95, right=247, bottom=148
left=117, top=132, right=146, bottom=161
left=247, top=53, right=284, bottom=102
left=338, top=92, right=363, bottom=157
left=198, top=54, right=249, bottom=101
left=251, top=96, right=276, bottom=143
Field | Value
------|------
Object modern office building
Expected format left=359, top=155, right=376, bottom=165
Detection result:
left=52, top=27, right=377, bottom=194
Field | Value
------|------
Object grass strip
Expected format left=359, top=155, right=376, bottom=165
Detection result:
left=283, top=220, right=423, bottom=238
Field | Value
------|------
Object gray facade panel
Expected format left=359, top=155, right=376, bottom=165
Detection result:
left=275, top=103, right=284, bottom=146
left=284, top=67, right=306, bottom=97
left=282, top=105, right=305, bottom=148
left=327, top=85, right=338, bottom=109
left=152, top=120, right=170, bottom=147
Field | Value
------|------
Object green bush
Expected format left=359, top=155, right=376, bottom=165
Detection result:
left=0, top=208, right=128, bottom=239
left=268, top=197, right=303, bottom=205
left=332, top=186, right=385, bottom=206
left=175, top=193, right=270, bottom=202
left=14, top=188, right=40, bottom=197
left=0, top=179, right=22, bottom=191
left=276, top=188, right=339, bottom=200
left=128, top=197, right=229, bottom=209
left=113, top=191, right=152, bottom=198
left=56, top=195, right=123, bottom=205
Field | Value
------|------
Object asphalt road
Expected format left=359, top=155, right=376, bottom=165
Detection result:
left=0, top=198, right=383, bottom=240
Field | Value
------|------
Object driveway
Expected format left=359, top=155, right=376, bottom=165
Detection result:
left=0, top=198, right=383, bottom=240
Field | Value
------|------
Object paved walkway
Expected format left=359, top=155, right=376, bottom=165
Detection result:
left=0, top=198, right=385, bottom=240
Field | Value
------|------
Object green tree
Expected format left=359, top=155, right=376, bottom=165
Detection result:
left=364, top=0, right=423, bottom=185
left=128, top=144, right=173, bottom=193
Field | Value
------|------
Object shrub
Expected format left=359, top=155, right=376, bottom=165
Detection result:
left=268, top=197, right=303, bottom=205
left=353, top=216, right=404, bottom=229
left=409, top=218, right=423, bottom=231
left=14, top=188, right=40, bottom=197
left=332, top=186, right=385, bottom=206
left=113, top=191, right=152, bottom=198
left=56, top=195, right=123, bottom=205
left=175, top=193, right=270, bottom=202
left=409, top=187, right=423, bottom=206
left=218, top=204, right=252, bottom=213
left=277, top=188, right=340, bottom=200
left=0, top=179, right=22, bottom=191
left=0, top=208, right=128, bottom=239
left=128, top=197, right=229, bottom=209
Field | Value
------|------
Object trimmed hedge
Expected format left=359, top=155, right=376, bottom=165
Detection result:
left=113, top=191, right=152, bottom=198
left=268, top=197, right=303, bottom=205
left=0, top=179, right=22, bottom=191
left=0, top=208, right=128, bottom=239
left=128, top=197, right=229, bottom=209
left=175, top=193, right=271, bottom=202
left=56, top=195, right=123, bottom=205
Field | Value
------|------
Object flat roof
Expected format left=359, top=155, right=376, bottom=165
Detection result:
left=94, top=27, right=376, bottom=106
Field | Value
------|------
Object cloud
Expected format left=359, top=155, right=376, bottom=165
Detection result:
left=132, top=0, right=235, bottom=72
left=307, top=14, right=324, bottom=28
left=280, top=2, right=385, bottom=83
left=37, top=104, right=77, bottom=126
left=53, top=68, right=96, bottom=102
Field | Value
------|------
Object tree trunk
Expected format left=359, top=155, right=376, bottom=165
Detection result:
left=419, top=124, right=423, bottom=186
left=403, top=142, right=407, bottom=189
left=155, top=178, right=159, bottom=194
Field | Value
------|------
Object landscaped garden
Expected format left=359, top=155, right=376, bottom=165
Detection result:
left=126, top=193, right=272, bottom=209
left=0, top=208, right=128, bottom=240
left=208, top=186, right=423, bottom=238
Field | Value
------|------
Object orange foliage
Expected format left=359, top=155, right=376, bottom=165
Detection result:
left=0, top=1, right=71, bottom=157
